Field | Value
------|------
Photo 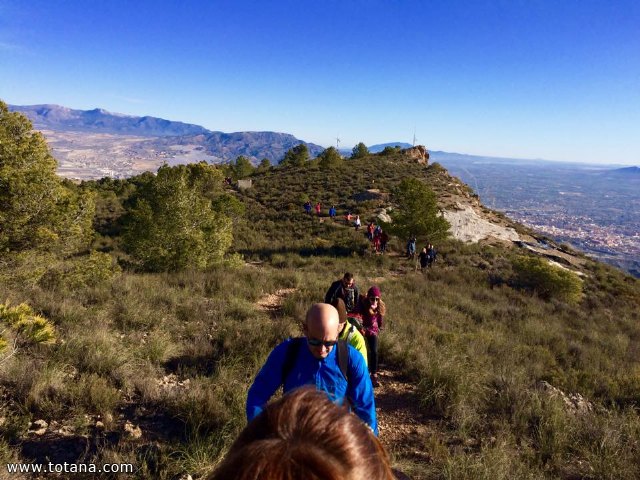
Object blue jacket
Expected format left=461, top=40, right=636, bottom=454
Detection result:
left=246, top=338, right=378, bottom=435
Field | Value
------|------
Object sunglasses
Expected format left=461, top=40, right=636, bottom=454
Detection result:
left=368, top=296, right=380, bottom=301
left=307, top=338, right=338, bottom=348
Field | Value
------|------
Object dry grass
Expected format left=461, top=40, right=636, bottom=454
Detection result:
left=1, top=154, right=639, bottom=478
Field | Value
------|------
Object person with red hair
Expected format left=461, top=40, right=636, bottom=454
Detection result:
left=208, top=387, right=396, bottom=480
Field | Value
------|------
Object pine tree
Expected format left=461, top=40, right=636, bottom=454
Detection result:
left=351, top=142, right=369, bottom=159
left=123, top=164, right=233, bottom=271
left=385, top=178, right=450, bottom=242
left=281, top=144, right=309, bottom=166
left=318, top=147, right=343, bottom=169
left=233, top=155, right=254, bottom=179
left=0, top=100, right=95, bottom=254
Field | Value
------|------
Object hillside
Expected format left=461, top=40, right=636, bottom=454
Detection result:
left=1, top=141, right=639, bottom=479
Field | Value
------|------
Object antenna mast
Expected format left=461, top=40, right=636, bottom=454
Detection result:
left=413, top=127, right=417, bottom=147
left=336, top=134, right=341, bottom=150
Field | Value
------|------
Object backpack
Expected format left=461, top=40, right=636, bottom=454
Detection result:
left=347, top=316, right=364, bottom=335
left=281, top=337, right=349, bottom=386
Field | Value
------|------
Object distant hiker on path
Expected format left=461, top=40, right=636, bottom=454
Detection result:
left=325, top=272, right=360, bottom=314
left=419, top=247, right=430, bottom=270
left=380, top=230, right=389, bottom=253
left=354, top=215, right=361, bottom=231
left=332, top=298, right=368, bottom=366
left=358, top=286, right=386, bottom=388
left=315, top=202, right=322, bottom=216
left=373, top=231, right=381, bottom=253
left=245, top=303, right=378, bottom=434
left=367, top=222, right=375, bottom=241
left=329, top=205, right=337, bottom=218
left=427, top=243, right=437, bottom=266
left=407, top=237, right=416, bottom=259
left=304, top=201, right=312, bottom=215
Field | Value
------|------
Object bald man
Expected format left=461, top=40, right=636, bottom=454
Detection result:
left=246, top=303, right=378, bottom=435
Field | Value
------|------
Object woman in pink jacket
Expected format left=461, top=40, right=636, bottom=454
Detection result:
left=359, top=286, right=386, bottom=387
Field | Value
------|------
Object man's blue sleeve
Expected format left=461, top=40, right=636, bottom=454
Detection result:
left=246, top=341, right=289, bottom=422
left=346, top=345, right=378, bottom=435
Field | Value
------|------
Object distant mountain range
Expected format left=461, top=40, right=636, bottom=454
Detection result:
left=9, top=104, right=325, bottom=169
left=338, top=142, right=414, bottom=156
left=368, top=142, right=413, bottom=153
left=607, top=166, right=640, bottom=177
left=11, top=104, right=211, bottom=137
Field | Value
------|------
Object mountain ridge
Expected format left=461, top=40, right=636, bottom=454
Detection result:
left=10, top=103, right=211, bottom=137
left=8, top=103, right=325, bottom=174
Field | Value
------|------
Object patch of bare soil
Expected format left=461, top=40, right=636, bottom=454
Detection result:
left=256, top=288, right=297, bottom=313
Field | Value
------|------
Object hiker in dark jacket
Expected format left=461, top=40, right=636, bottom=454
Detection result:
left=419, top=247, right=429, bottom=270
left=427, top=244, right=437, bottom=266
left=325, top=272, right=360, bottom=314
left=380, top=230, right=389, bottom=253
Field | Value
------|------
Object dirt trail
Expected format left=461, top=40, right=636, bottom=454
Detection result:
left=254, top=286, right=440, bottom=476
left=256, top=288, right=297, bottom=313
left=376, top=365, right=442, bottom=469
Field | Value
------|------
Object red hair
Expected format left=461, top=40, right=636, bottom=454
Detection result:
left=208, top=387, right=394, bottom=480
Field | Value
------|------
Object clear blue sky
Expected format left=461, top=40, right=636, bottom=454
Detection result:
left=1, top=0, right=638, bottom=164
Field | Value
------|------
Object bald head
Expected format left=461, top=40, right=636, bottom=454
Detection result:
left=306, top=303, right=339, bottom=330
left=304, top=303, right=340, bottom=359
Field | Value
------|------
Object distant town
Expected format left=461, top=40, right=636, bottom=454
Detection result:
left=438, top=156, right=640, bottom=277
left=507, top=210, right=639, bottom=272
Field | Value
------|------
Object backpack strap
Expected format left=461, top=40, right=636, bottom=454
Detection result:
left=281, top=337, right=303, bottom=386
left=337, top=339, right=349, bottom=381
left=345, top=324, right=355, bottom=344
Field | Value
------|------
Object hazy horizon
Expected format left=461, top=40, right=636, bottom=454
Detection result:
left=2, top=0, right=639, bottom=165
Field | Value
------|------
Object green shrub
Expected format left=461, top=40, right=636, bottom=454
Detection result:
left=512, top=256, right=583, bottom=303
left=123, top=164, right=233, bottom=271
left=39, top=251, right=121, bottom=291
left=72, top=373, right=120, bottom=417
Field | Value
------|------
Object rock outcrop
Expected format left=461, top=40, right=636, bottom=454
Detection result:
left=443, top=204, right=521, bottom=243
left=402, top=145, right=429, bottom=164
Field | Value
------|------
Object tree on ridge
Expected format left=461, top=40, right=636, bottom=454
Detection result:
left=384, top=177, right=450, bottom=243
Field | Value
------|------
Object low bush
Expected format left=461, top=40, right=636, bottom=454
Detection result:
left=512, top=256, right=583, bottom=303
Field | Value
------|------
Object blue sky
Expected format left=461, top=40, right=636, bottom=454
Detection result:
left=1, top=0, right=638, bottom=164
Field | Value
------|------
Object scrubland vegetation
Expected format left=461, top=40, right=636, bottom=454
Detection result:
left=1, top=101, right=640, bottom=478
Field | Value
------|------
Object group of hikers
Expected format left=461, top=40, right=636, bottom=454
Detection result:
left=303, top=201, right=439, bottom=268
left=407, top=237, right=438, bottom=269
left=303, top=200, right=339, bottom=219
left=366, top=222, right=390, bottom=253
left=208, top=272, right=409, bottom=479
